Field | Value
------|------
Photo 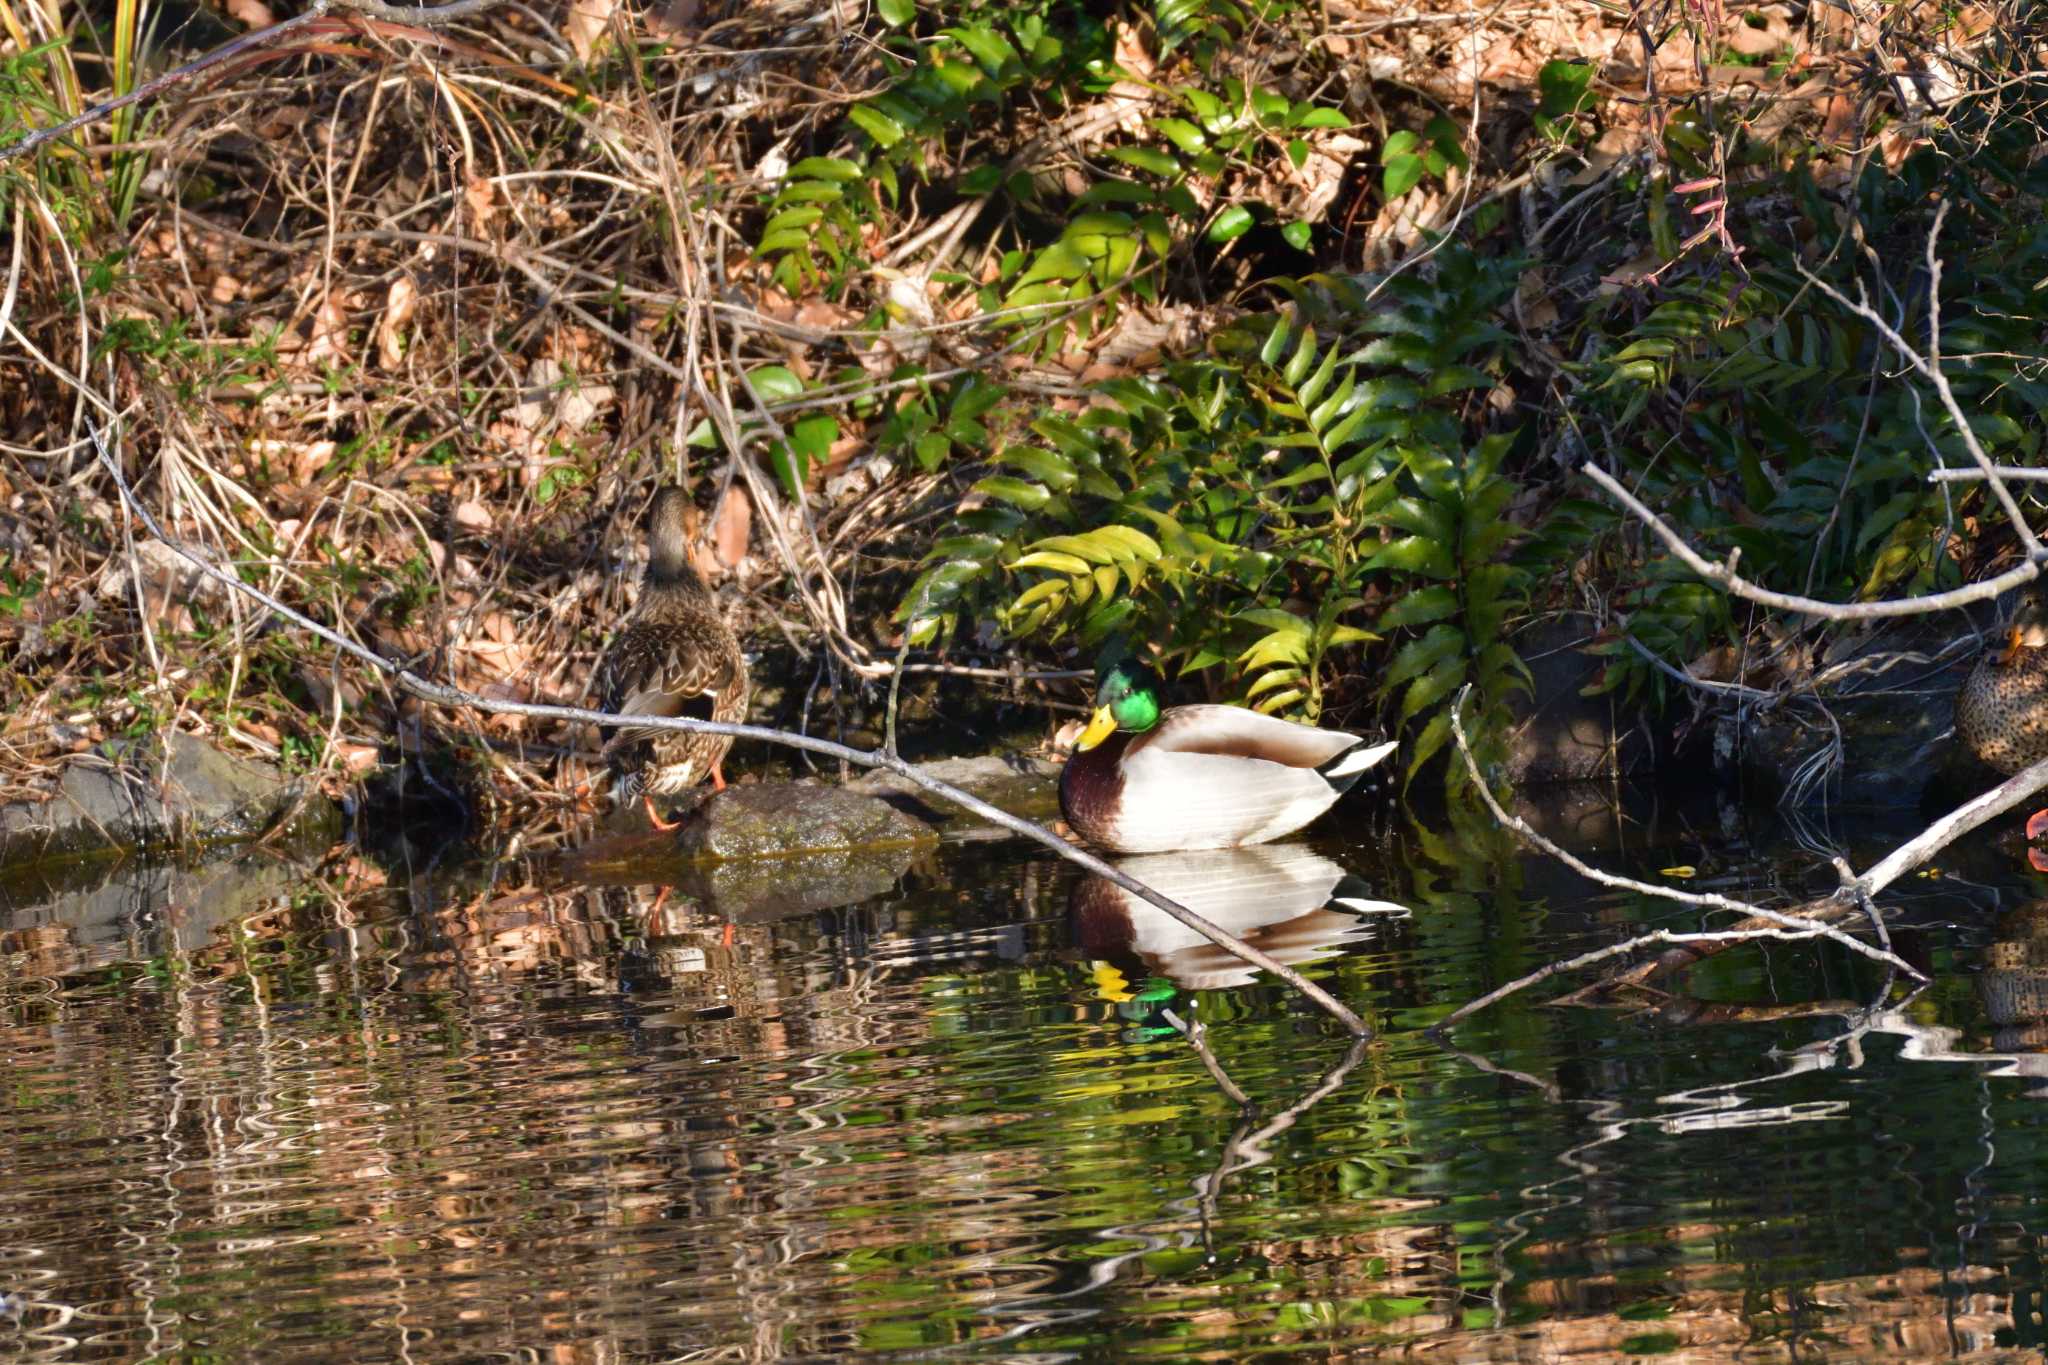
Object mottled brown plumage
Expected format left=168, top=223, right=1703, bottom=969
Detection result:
left=1958, top=590, right=2048, bottom=776
left=593, top=488, right=748, bottom=828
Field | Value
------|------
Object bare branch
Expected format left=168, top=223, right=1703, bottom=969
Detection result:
left=1796, top=201, right=2038, bottom=556
left=1854, top=752, right=2048, bottom=898
left=1582, top=460, right=2041, bottom=619
left=1927, top=467, right=2048, bottom=484
left=87, top=425, right=1372, bottom=1037
left=327, top=0, right=508, bottom=22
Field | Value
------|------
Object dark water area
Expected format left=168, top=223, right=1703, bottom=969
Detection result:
left=6, top=784, right=2048, bottom=1361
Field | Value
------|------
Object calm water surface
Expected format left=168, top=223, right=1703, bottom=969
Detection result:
left=5, top=786, right=2048, bottom=1361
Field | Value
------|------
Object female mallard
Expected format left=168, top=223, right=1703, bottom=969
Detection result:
left=1958, top=587, right=2048, bottom=839
left=1059, top=659, right=1397, bottom=853
left=593, top=487, right=748, bottom=830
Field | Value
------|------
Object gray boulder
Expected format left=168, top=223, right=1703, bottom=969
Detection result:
left=0, top=731, right=336, bottom=871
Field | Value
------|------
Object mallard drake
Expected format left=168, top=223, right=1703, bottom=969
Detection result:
left=1957, top=587, right=2048, bottom=841
left=1058, top=659, right=1397, bottom=853
left=593, top=487, right=748, bottom=831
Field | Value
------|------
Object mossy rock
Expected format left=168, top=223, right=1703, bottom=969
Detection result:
left=0, top=731, right=337, bottom=876
left=672, top=782, right=936, bottom=861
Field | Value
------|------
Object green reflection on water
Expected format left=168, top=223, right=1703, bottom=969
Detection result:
left=0, top=793, right=2047, bottom=1359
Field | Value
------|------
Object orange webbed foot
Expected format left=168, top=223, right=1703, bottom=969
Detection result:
left=643, top=793, right=682, bottom=833
left=2026, top=808, right=2048, bottom=843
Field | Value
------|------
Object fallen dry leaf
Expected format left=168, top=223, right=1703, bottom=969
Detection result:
left=565, top=0, right=614, bottom=61
left=1725, top=11, right=1792, bottom=57
left=464, top=176, right=497, bottom=234
left=710, top=484, right=751, bottom=568
left=300, top=290, right=352, bottom=368
left=335, top=743, right=382, bottom=775
left=378, top=274, right=418, bottom=370
left=224, top=0, right=274, bottom=25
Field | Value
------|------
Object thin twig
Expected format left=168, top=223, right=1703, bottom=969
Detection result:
left=88, top=424, right=1370, bottom=1036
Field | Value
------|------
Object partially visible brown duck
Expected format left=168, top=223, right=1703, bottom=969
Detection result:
left=593, top=487, right=748, bottom=830
left=1957, top=587, right=2048, bottom=839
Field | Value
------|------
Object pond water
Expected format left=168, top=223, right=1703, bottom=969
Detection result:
left=5, top=783, right=2048, bottom=1361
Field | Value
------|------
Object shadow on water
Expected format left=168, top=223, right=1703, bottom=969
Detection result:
left=7, top=777, right=2048, bottom=1358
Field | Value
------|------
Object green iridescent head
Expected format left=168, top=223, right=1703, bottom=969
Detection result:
left=1078, top=658, right=1163, bottom=750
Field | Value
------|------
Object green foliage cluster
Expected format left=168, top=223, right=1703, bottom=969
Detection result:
left=902, top=247, right=1530, bottom=785
left=1566, top=84, right=2048, bottom=703
left=758, top=0, right=1360, bottom=359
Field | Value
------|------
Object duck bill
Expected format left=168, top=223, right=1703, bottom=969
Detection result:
left=1076, top=706, right=1118, bottom=752
left=2000, top=625, right=2026, bottom=665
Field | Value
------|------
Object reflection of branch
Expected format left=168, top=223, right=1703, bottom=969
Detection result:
left=1185, top=1030, right=1371, bottom=1228
left=89, top=426, right=1369, bottom=1037
left=1434, top=688, right=1925, bottom=1031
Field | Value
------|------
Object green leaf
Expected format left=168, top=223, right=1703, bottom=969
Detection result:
left=1240, top=630, right=1309, bottom=670
left=790, top=415, right=838, bottom=460
left=1010, top=549, right=1093, bottom=575
left=998, top=445, right=1078, bottom=489
left=1378, top=584, right=1459, bottom=629
left=1152, top=117, right=1208, bottom=154
left=1017, top=241, right=1092, bottom=285
left=943, top=24, right=1020, bottom=75
left=847, top=104, right=905, bottom=149
left=877, top=0, right=914, bottom=24
left=1245, top=666, right=1305, bottom=701
left=974, top=475, right=1051, bottom=509
left=1401, top=655, right=1467, bottom=722
left=1405, top=710, right=1452, bottom=780
left=1237, top=607, right=1312, bottom=633
left=1364, top=535, right=1455, bottom=578
left=768, top=442, right=807, bottom=499
left=1260, top=316, right=1293, bottom=366
left=1207, top=205, right=1255, bottom=242
left=1382, top=153, right=1425, bottom=200
left=1538, top=60, right=1595, bottom=118
left=1282, top=220, right=1312, bottom=251
left=746, top=365, right=804, bottom=402
left=1109, top=145, right=1181, bottom=177
left=1383, top=624, right=1465, bottom=689
left=1092, top=525, right=1163, bottom=561
left=787, top=157, right=863, bottom=182
left=1424, top=115, right=1469, bottom=170
left=1297, top=343, right=1340, bottom=409
left=1284, top=324, right=1317, bottom=387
